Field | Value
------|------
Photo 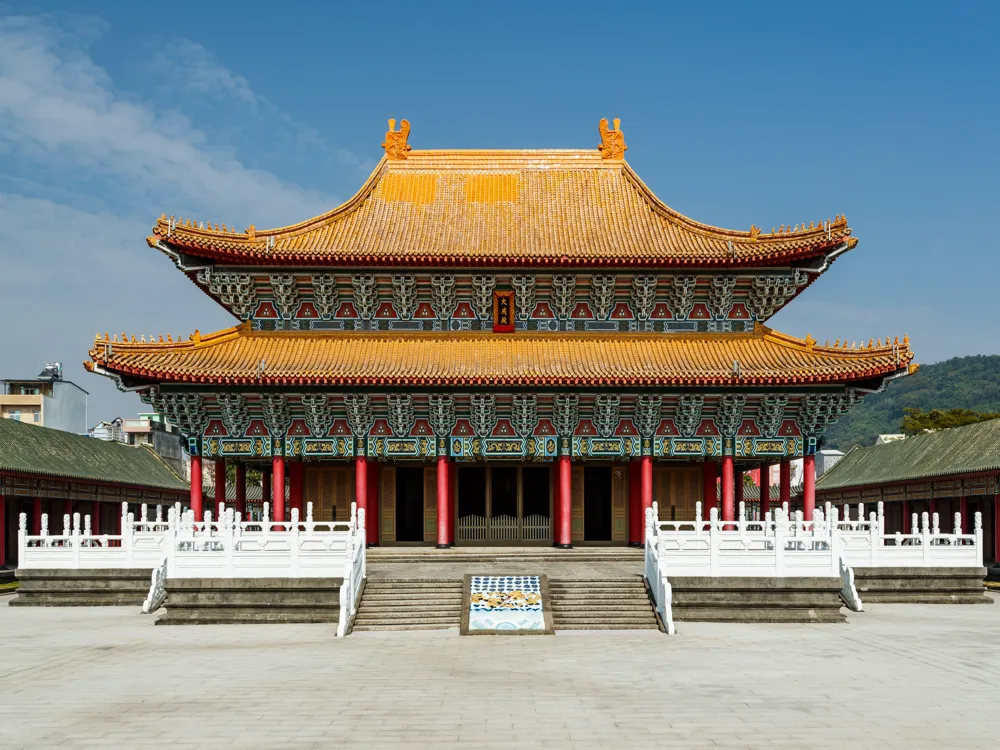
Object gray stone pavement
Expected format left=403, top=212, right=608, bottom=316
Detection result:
left=0, top=593, right=998, bottom=749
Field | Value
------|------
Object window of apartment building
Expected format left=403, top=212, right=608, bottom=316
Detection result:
left=19, top=386, right=40, bottom=395
left=9, top=410, right=21, bottom=420
left=32, top=410, right=40, bottom=422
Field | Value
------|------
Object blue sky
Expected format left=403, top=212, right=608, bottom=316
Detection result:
left=1, top=1, right=998, bottom=423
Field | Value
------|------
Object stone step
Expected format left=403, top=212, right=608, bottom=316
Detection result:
left=672, top=606, right=844, bottom=623
left=9, top=592, right=145, bottom=607
left=157, top=607, right=340, bottom=625
left=168, top=593, right=341, bottom=607
left=364, top=599, right=462, bottom=612
left=353, top=623, right=457, bottom=632
left=554, top=622, right=660, bottom=630
left=353, top=614, right=461, bottom=626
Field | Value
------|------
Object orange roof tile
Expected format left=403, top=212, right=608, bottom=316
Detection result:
left=87, top=324, right=912, bottom=388
left=150, top=143, right=854, bottom=268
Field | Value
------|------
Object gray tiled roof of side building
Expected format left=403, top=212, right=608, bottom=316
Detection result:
left=815, top=418, right=1000, bottom=491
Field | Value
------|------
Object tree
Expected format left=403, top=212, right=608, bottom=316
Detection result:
left=900, top=407, right=1000, bottom=435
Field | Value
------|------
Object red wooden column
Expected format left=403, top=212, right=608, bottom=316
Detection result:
left=721, top=455, right=735, bottom=522
left=640, top=455, right=653, bottom=541
left=994, top=492, right=1000, bottom=564
left=556, top=455, right=572, bottom=548
left=289, top=461, right=304, bottom=518
left=436, top=455, right=451, bottom=548
left=234, top=464, right=247, bottom=517
left=367, top=460, right=380, bottom=545
left=902, top=499, right=911, bottom=533
left=214, top=459, right=227, bottom=512
left=779, top=460, right=791, bottom=508
left=702, top=460, right=717, bottom=512
left=32, top=497, right=42, bottom=535
left=190, top=454, right=204, bottom=521
left=0, top=495, right=6, bottom=567
left=803, top=454, right=816, bottom=521
left=628, top=460, right=642, bottom=546
left=91, top=501, right=101, bottom=534
left=760, top=464, right=772, bottom=518
left=959, top=496, right=968, bottom=534
left=271, top=454, right=286, bottom=523
left=355, top=456, right=368, bottom=536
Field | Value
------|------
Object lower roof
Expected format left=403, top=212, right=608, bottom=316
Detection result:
left=87, top=323, right=914, bottom=388
left=816, top=418, right=1000, bottom=491
left=0, top=418, right=189, bottom=491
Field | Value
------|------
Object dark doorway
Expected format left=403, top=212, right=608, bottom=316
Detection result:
left=395, top=467, right=424, bottom=542
left=584, top=466, right=612, bottom=541
left=521, top=466, right=550, bottom=520
left=457, top=467, right=487, bottom=519
left=490, top=467, right=518, bottom=520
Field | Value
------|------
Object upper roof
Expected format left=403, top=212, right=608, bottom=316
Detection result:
left=816, top=418, right=1000, bottom=491
left=86, top=323, right=913, bottom=388
left=148, top=119, right=855, bottom=269
left=0, top=417, right=188, bottom=491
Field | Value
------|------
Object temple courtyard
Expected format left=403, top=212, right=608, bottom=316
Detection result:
left=0, top=594, right=996, bottom=749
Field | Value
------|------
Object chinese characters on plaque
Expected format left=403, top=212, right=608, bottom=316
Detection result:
left=493, top=290, right=514, bottom=332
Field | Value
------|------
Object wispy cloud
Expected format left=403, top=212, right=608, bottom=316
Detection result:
left=0, top=13, right=334, bottom=227
left=0, top=12, right=350, bottom=421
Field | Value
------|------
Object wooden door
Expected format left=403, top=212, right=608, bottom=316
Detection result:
left=611, top=465, right=628, bottom=543
left=304, top=466, right=354, bottom=522
left=423, top=466, right=437, bottom=544
left=571, top=465, right=585, bottom=542
left=380, top=465, right=396, bottom=543
left=653, top=467, right=701, bottom=522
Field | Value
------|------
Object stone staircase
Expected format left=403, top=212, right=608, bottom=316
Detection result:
left=549, top=577, right=661, bottom=630
left=353, top=579, right=463, bottom=631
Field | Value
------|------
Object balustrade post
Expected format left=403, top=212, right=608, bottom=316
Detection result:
left=869, top=511, right=879, bottom=566
left=774, top=509, right=785, bottom=576
left=921, top=512, right=931, bottom=565
left=72, top=513, right=81, bottom=568
left=289, top=508, right=300, bottom=576
left=17, top=513, right=26, bottom=567
left=709, top=507, right=720, bottom=575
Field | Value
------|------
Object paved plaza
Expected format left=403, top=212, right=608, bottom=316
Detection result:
left=0, top=594, right=997, bottom=749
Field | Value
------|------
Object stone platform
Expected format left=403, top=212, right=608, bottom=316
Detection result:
left=11, top=568, right=151, bottom=606
left=853, top=566, right=991, bottom=604
left=669, top=576, right=847, bottom=623
left=157, top=577, right=345, bottom=625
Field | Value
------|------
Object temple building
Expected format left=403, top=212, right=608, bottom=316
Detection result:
left=86, top=118, right=915, bottom=548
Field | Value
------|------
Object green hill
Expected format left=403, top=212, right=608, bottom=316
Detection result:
left=823, top=354, right=1000, bottom=450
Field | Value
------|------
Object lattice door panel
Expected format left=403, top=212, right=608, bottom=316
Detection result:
left=423, top=466, right=437, bottom=544
left=571, top=465, right=585, bottom=542
left=380, top=465, right=396, bottom=543
left=611, top=465, right=627, bottom=542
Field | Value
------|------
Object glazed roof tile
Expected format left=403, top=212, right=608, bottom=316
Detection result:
left=87, top=324, right=913, bottom=388
left=150, top=150, right=854, bottom=268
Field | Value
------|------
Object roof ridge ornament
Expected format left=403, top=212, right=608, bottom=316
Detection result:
left=598, top=117, right=627, bottom=160
left=382, top=118, right=412, bottom=160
